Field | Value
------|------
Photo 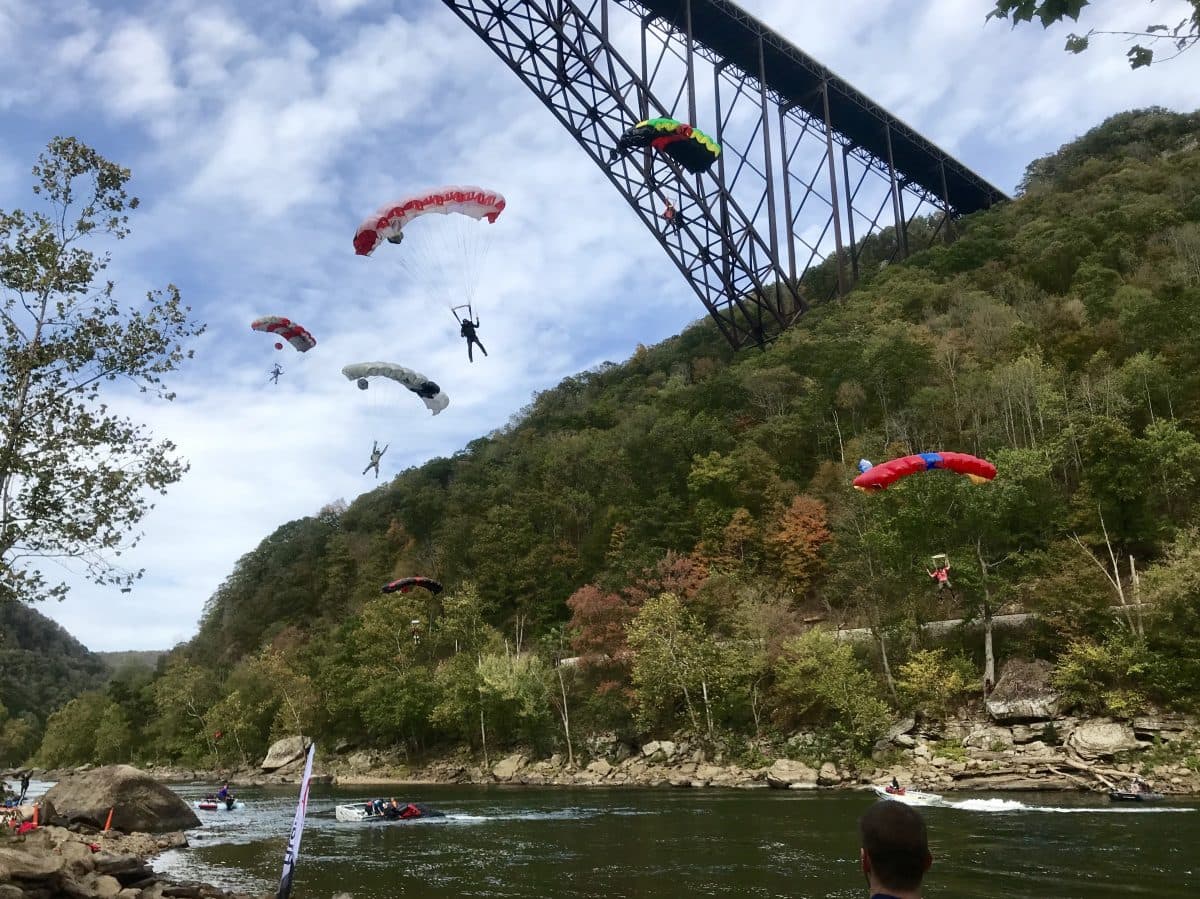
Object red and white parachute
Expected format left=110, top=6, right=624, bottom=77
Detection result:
left=353, top=186, right=506, bottom=257
left=352, top=186, right=506, bottom=313
left=251, top=316, right=316, bottom=352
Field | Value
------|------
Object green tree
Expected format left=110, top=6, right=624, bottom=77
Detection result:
left=988, top=1, right=1199, bottom=68
left=0, top=137, right=205, bottom=603
left=94, top=702, right=133, bottom=764
left=36, top=691, right=109, bottom=766
left=772, top=630, right=890, bottom=757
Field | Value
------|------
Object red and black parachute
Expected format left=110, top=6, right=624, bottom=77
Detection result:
left=381, top=576, right=443, bottom=595
left=853, top=452, right=997, bottom=491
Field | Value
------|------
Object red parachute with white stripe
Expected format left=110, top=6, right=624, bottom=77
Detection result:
left=353, top=186, right=505, bottom=312
left=251, top=316, right=316, bottom=352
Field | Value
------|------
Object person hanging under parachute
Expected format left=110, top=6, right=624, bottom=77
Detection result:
left=363, top=440, right=389, bottom=479
left=268, top=363, right=284, bottom=385
left=610, top=117, right=722, bottom=174
left=452, top=304, right=488, bottom=363
left=926, top=554, right=956, bottom=599
left=662, top=200, right=684, bottom=233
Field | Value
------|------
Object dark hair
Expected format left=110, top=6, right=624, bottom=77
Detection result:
left=859, top=800, right=930, bottom=892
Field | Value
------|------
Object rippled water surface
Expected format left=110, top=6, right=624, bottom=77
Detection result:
left=146, top=783, right=1197, bottom=898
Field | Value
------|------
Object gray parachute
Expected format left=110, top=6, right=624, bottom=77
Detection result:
left=341, top=361, right=449, bottom=416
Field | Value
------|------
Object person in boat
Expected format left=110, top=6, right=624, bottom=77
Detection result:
left=217, top=783, right=230, bottom=801
left=890, top=776, right=902, bottom=792
left=859, top=800, right=932, bottom=899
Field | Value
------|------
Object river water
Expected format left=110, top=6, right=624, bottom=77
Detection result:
left=146, top=783, right=1198, bottom=898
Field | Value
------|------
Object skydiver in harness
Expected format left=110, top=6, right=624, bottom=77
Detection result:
left=927, top=557, right=956, bottom=600
left=363, top=440, right=389, bottom=479
left=663, top=200, right=684, bottom=233
left=268, top=363, right=284, bottom=385
left=452, top=305, right=488, bottom=363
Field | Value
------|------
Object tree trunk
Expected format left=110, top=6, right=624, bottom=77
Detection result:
left=875, top=629, right=897, bottom=702
left=701, top=679, right=714, bottom=742
left=975, top=540, right=996, bottom=690
left=479, top=706, right=489, bottom=770
left=556, top=664, right=574, bottom=767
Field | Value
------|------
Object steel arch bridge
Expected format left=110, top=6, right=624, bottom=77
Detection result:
left=441, top=0, right=1008, bottom=350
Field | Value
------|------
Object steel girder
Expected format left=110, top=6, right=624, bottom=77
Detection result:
left=439, top=0, right=1005, bottom=349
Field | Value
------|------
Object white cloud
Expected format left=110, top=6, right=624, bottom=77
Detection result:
left=1, top=0, right=1198, bottom=649
left=88, top=19, right=179, bottom=121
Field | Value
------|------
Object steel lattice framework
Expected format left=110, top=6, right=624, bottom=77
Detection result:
left=440, top=0, right=1008, bottom=349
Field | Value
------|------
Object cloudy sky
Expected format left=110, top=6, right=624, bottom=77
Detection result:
left=1, top=0, right=1197, bottom=652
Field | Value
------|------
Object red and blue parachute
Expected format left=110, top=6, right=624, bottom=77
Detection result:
left=853, top=452, right=996, bottom=491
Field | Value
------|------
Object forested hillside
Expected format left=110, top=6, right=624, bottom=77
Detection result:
left=33, top=108, right=1200, bottom=771
left=0, top=601, right=108, bottom=765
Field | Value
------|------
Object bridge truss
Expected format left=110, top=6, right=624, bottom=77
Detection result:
left=440, top=0, right=1008, bottom=349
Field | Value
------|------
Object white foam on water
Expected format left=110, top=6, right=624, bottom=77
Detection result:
left=945, top=797, right=1196, bottom=814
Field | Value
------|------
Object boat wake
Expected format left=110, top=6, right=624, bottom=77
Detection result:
left=945, top=797, right=1195, bottom=814
left=872, top=785, right=1195, bottom=814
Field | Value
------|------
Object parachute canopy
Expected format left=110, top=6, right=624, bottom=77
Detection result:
left=382, top=576, right=443, bottom=595
left=341, top=361, right=449, bottom=416
left=616, top=117, right=721, bottom=174
left=251, top=316, right=316, bottom=352
left=853, top=452, right=997, bottom=491
left=353, top=186, right=506, bottom=257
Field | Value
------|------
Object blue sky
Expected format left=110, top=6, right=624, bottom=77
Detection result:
left=2, top=0, right=1198, bottom=651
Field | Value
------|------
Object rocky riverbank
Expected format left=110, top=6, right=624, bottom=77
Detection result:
left=35, top=664, right=1200, bottom=800
left=101, top=708, right=1197, bottom=799
left=0, top=823, right=272, bottom=898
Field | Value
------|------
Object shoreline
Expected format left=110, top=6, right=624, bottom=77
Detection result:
left=60, top=713, right=1196, bottom=799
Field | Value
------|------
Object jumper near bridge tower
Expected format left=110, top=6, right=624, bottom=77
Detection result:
left=442, top=0, right=1008, bottom=349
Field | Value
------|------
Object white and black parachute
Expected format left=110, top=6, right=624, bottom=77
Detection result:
left=341, top=361, right=449, bottom=416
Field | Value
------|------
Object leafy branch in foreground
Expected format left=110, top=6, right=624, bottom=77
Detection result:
left=0, top=137, right=206, bottom=603
left=988, top=0, right=1200, bottom=68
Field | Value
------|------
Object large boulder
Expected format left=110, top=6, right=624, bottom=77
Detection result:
left=491, top=753, right=527, bottom=781
left=42, top=765, right=199, bottom=834
left=985, top=659, right=1061, bottom=722
left=261, top=735, right=310, bottom=772
left=765, top=759, right=818, bottom=790
left=1068, top=719, right=1142, bottom=760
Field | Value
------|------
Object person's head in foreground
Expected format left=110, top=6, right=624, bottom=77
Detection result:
left=859, top=799, right=932, bottom=898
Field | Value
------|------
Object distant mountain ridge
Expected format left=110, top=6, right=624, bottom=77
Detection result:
left=94, top=650, right=165, bottom=672
left=0, top=602, right=107, bottom=722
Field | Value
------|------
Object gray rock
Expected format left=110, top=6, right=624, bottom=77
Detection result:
left=260, top=736, right=310, bottom=772
left=641, top=740, right=677, bottom=762
left=986, top=659, right=1061, bottom=722
left=766, top=759, right=818, bottom=789
left=491, top=753, right=528, bottom=781
left=43, top=766, right=200, bottom=834
left=585, top=758, right=613, bottom=778
left=1068, top=720, right=1142, bottom=760
left=817, top=762, right=839, bottom=786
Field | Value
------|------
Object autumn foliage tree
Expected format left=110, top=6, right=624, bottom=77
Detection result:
left=765, top=495, right=831, bottom=593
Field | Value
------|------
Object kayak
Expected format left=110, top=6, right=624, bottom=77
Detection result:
left=1109, top=790, right=1165, bottom=802
left=335, top=802, right=444, bottom=823
left=196, top=799, right=245, bottom=811
left=871, top=785, right=943, bottom=805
